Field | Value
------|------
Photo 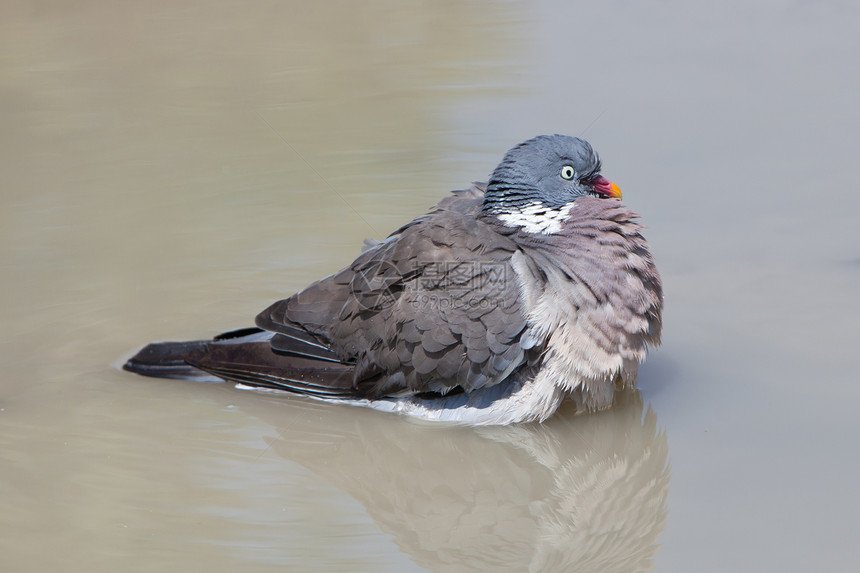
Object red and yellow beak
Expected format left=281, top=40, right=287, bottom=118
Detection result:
left=590, top=175, right=622, bottom=199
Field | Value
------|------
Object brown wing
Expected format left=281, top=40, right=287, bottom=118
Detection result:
left=255, top=185, right=530, bottom=399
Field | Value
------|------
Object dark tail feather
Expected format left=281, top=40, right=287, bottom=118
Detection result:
left=123, top=340, right=219, bottom=381
left=123, top=327, right=359, bottom=399
left=185, top=340, right=356, bottom=398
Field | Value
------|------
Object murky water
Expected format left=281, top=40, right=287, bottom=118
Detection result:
left=2, top=1, right=859, bottom=571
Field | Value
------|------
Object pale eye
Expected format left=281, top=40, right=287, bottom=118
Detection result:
left=560, top=165, right=576, bottom=180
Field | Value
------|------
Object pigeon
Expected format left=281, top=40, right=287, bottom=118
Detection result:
left=123, top=135, right=663, bottom=425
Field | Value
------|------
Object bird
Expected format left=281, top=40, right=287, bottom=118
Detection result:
left=123, top=135, right=663, bottom=425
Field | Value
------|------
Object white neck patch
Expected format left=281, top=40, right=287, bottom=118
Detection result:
left=497, top=201, right=577, bottom=234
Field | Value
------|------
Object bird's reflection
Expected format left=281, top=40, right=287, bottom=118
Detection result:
left=240, top=389, right=669, bottom=572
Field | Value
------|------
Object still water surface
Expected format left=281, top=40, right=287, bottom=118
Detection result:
left=2, top=1, right=859, bottom=571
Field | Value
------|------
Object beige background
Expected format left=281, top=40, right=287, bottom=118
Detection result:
left=1, top=1, right=858, bottom=571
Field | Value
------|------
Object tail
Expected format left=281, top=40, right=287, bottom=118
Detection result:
left=122, top=327, right=358, bottom=399
left=122, top=339, right=220, bottom=381
left=122, top=327, right=269, bottom=382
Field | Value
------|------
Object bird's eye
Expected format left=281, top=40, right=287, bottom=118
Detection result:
left=560, top=165, right=576, bottom=180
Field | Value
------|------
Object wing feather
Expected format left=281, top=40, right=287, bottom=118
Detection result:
left=255, top=184, right=530, bottom=399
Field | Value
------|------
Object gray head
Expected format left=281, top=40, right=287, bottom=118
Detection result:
left=482, top=135, right=621, bottom=216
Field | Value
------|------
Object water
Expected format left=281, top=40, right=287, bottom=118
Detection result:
left=2, top=1, right=858, bottom=571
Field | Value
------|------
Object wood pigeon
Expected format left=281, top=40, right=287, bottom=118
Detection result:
left=123, top=135, right=663, bottom=425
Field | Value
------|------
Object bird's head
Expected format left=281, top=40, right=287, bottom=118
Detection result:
left=482, top=135, right=621, bottom=226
